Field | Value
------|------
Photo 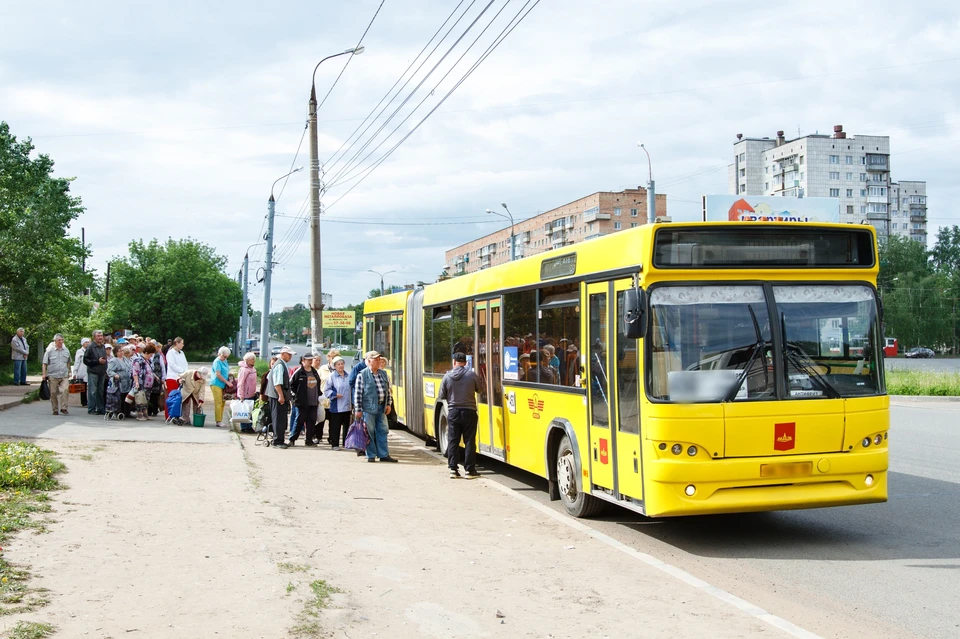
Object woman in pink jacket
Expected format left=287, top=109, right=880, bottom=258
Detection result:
left=236, top=352, right=259, bottom=433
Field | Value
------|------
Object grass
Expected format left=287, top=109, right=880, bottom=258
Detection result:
left=290, top=579, right=343, bottom=638
left=20, top=389, right=39, bottom=404
left=0, top=443, right=64, bottom=618
left=277, top=562, right=309, bottom=573
left=306, top=579, right=341, bottom=610
left=7, top=621, right=56, bottom=638
left=886, top=370, right=960, bottom=396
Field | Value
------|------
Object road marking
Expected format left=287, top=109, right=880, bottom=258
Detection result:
left=401, top=433, right=823, bottom=639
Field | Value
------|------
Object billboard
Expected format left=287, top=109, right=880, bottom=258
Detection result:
left=322, top=310, right=355, bottom=329
left=703, top=195, right=839, bottom=223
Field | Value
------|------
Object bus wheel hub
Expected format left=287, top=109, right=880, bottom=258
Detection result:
left=557, top=454, right=577, bottom=499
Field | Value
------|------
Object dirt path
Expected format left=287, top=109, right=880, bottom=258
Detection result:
left=0, top=403, right=794, bottom=638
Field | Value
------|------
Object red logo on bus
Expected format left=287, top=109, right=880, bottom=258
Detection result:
left=599, top=438, right=609, bottom=464
left=774, top=422, right=796, bottom=451
left=527, top=394, right=544, bottom=420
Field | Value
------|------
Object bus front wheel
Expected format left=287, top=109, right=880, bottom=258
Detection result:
left=436, top=406, right=449, bottom=453
left=556, top=435, right=604, bottom=518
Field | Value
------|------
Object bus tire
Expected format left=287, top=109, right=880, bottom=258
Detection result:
left=556, top=435, right=604, bottom=518
left=436, top=405, right=449, bottom=454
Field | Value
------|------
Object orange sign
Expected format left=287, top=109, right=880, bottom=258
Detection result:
left=774, top=422, right=796, bottom=451
left=527, top=394, right=544, bottom=419
left=599, top=438, right=609, bottom=464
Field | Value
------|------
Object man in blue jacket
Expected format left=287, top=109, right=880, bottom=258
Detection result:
left=438, top=352, right=483, bottom=478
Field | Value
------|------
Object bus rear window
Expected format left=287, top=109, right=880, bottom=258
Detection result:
left=653, top=227, right=875, bottom=268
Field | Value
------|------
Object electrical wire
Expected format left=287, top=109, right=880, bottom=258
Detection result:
left=316, top=0, right=386, bottom=112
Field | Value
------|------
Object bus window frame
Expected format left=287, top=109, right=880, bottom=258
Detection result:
left=644, top=278, right=884, bottom=404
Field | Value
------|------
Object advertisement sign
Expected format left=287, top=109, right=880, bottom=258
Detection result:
left=322, top=310, right=355, bottom=329
left=703, top=195, right=839, bottom=223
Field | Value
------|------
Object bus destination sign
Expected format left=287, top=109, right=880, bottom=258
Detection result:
left=540, top=254, right=577, bottom=281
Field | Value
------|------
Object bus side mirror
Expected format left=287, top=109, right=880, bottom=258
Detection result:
left=622, top=287, right=647, bottom=339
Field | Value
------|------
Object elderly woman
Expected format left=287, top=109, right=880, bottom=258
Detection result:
left=180, top=367, right=209, bottom=423
left=324, top=356, right=352, bottom=450
left=74, top=337, right=91, bottom=408
left=144, top=343, right=164, bottom=418
left=210, top=346, right=231, bottom=427
left=107, top=345, right=136, bottom=419
left=290, top=354, right=322, bottom=446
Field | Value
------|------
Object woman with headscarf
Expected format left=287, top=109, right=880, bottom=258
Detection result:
left=107, top=345, right=136, bottom=419
left=324, top=356, right=352, bottom=450
left=144, top=343, right=164, bottom=418
left=74, top=337, right=91, bottom=408
left=210, top=346, right=231, bottom=427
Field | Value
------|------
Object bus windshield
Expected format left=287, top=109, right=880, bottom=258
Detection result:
left=649, top=284, right=883, bottom=402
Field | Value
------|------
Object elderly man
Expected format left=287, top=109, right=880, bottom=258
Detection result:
left=42, top=333, right=72, bottom=415
left=83, top=330, right=109, bottom=415
left=265, top=346, right=295, bottom=448
left=353, top=350, right=398, bottom=463
left=439, top=352, right=483, bottom=478
left=10, top=327, right=29, bottom=385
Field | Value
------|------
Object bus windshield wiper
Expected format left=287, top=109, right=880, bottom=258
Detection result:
left=724, top=305, right=768, bottom=402
left=779, top=312, right=840, bottom=399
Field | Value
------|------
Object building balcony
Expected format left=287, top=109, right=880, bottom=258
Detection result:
left=521, top=231, right=531, bottom=244
left=583, top=209, right=610, bottom=223
left=910, top=214, right=926, bottom=223
left=866, top=211, right=889, bottom=221
left=866, top=163, right=888, bottom=172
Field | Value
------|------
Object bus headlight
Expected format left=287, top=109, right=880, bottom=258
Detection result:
left=874, top=435, right=883, bottom=446
left=671, top=444, right=682, bottom=455
left=862, top=437, right=871, bottom=448
left=684, top=485, right=696, bottom=496
left=865, top=474, right=874, bottom=487
left=687, top=446, right=697, bottom=457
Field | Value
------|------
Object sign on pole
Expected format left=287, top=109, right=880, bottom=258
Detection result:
left=322, top=310, right=355, bottom=329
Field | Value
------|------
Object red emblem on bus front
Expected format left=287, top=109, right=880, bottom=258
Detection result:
left=527, top=394, right=544, bottom=419
left=774, top=422, right=796, bottom=451
left=599, top=438, right=609, bottom=464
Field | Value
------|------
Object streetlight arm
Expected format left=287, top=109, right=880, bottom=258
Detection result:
left=270, top=167, right=304, bottom=200
left=311, top=47, right=364, bottom=98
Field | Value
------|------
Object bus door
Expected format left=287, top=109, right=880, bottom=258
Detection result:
left=474, top=299, right=505, bottom=461
left=614, top=280, right=642, bottom=502
left=390, top=313, right=404, bottom=422
left=584, top=282, right=614, bottom=493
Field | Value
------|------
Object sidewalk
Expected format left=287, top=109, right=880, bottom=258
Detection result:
left=0, top=373, right=41, bottom=411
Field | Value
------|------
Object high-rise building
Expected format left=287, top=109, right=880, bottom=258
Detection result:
left=728, top=125, right=927, bottom=242
left=445, top=187, right=667, bottom=276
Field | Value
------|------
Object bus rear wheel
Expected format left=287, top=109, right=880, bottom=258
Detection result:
left=556, top=435, right=603, bottom=518
left=436, top=406, right=449, bottom=453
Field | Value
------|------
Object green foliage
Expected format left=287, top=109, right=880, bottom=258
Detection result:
left=0, top=443, right=64, bottom=491
left=7, top=621, right=56, bottom=639
left=102, top=238, right=242, bottom=351
left=886, top=369, right=960, bottom=396
left=0, top=121, right=93, bottom=349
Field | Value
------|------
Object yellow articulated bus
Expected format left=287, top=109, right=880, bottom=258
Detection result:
left=362, top=222, right=889, bottom=518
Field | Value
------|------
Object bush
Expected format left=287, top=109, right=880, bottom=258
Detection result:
left=886, top=370, right=960, bottom=396
left=0, top=443, right=64, bottom=491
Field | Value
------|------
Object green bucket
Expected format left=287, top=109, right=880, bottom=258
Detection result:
left=192, top=413, right=206, bottom=427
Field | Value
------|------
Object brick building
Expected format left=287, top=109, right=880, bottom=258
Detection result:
left=445, top=187, right=667, bottom=275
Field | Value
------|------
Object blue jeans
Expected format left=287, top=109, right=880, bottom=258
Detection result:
left=13, top=360, right=27, bottom=385
left=363, top=410, right=390, bottom=460
left=289, top=405, right=300, bottom=440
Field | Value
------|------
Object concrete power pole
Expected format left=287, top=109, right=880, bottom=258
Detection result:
left=307, top=86, right=323, bottom=347
left=240, top=252, right=250, bottom=355
left=260, top=195, right=276, bottom=360
left=638, top=142, right=656, bottom=224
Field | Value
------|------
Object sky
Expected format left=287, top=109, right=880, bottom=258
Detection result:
left=2, top=0, right=959, bottom=311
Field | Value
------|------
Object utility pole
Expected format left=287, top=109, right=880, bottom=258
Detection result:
left=307, top=46, right=365, bottom=347
left=241, top=252, right=250, bottom=354
left=235, top=269, right=243, bottom=357
left=260, top=195, right=277, bottom=359
left=638, top=142, right=656, bottom=224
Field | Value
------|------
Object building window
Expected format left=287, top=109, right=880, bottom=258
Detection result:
left=739, top=152, right=745, bottom=161
left=892, top=223, right=898, bottom=230
left=846, top=172, right=853, bottom=180
left=829, top=155, right=840, bottom=164
left=860, top=189, right=867, bottom=197
left=845, top=155, right=853, bottom=164
left=829, top=188, right=840, bottom=197
left=846, top=205, right=854, bottom=215
left=846, top=189, right=853, bottom=197
left=861, top=157, right=866, bottom=165
left=860, top=206, right=866, bottom=215
left=630, top=223, right=638, bottom=228
left=799, top=156, right=804, bottom=165
left=829, top=171, right=840, bottom=179
left=764, top=167, right=769, bottom=174
left=739, top=168, right=746, bottom=177
left=613, top=207, right=621, bottom=216
left=765, top=182, right=769, bottom=190
left=630, top=209, right=638, bottom=217
left=799, top=172, right=804, bottom=180
left=614, top=222, right=622, bottom=230
left=860, top=173, right=867, bottom=181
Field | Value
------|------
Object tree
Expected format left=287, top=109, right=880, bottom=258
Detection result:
left=103, top=239, right=241, bottom=351
left=0, top=121, right=92, bottom=346
left=931, top=225, right=960, bottom=275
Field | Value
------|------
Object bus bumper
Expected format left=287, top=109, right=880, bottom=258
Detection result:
left=643, top=450, right=888, bottom=517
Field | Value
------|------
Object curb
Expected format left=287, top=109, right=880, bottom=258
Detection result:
left=890, top=395, right=960, bottom=403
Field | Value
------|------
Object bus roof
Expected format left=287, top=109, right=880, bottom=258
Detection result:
left=363, top=289, right=411, bottom=315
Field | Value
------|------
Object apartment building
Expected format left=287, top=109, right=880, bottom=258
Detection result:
left=445, top=188, right=667, bottom=275
left=728, top=125, right=928, bottom=242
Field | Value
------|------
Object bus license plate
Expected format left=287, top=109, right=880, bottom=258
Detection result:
left=760, top=462, right=812, bottom=478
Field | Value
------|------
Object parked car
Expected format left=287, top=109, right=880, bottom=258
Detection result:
left=905, top=347, right=935, bottom=359
left=270, top=345, right=283, bottom=356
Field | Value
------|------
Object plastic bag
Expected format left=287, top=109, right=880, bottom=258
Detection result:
left=230, top=399, right=253, bottom=421
left=39, top=378, right=51, bottom=401
left=344, top=418, right=369, bottom=451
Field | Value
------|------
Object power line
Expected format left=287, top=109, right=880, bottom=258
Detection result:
left=316, top=0, right=386, bottom=112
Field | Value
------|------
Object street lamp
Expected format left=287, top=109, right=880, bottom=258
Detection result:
left=240, top=241, right=264, bottom=356
left=486, top=202, right=516, bottom=261
left=261, top=167, right=304, bottom=359
left=368, top=269, right=396, bottom=296
left=637, top=142, right=656, bottom=225
left=307, top=46, right=365, bottom=347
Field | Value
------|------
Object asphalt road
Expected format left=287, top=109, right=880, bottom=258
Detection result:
left=885, top=356, right=960, bottom=373
left=397, top=399, right=960, bottom=639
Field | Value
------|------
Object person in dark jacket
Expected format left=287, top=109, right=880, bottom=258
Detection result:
left=289, top=355, right=321, bottom=446
left=438, top=352, right=483, bottom=478
left=83, top=330, right=109, bottom=415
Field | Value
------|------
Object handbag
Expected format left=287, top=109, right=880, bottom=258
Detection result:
left=344, top=418, right=369, bottom=451
left=125, top=390, right=136, bottom=405
left=135, top=390, right=147, bottom=405
left=39, top=378, right=51, bottom=401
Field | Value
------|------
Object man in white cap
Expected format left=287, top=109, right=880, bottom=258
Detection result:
left=265, top=346, right=295, bottom=448
left=74, top=337, right=91, bottom=408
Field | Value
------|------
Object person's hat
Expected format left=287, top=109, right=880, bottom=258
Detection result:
left=519, top=352, right=530, bottom=360
left=364, top=350, right=380, bottom=360
left=452, top=352, right=467, bottom=363
left=559, top=338, right=569, bottom=343
left=566, top=344, right=578, bottom=352
left=116, top=337, right=127, bottom=344
left=81, top=338, right=91, bottom=345
left=327, top=348, right=340, bottom=358
left=105, top=344, right=114, bottom=350
left=279, top=346, right=295, bottom=355
left=331, top=356, right=344, bottom=366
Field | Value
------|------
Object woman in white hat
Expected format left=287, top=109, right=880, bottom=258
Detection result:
left=324, top=356, right=352, bottom=449
left=74, top=337, right=91, bottom=408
